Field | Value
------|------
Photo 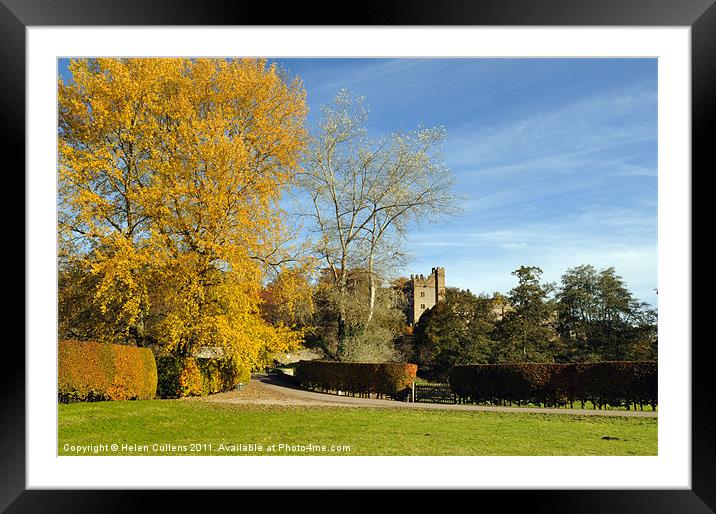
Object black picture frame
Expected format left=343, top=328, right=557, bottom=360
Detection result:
left=6, top=0, right=711, bottom=512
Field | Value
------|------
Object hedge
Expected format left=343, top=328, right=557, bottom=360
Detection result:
left=449, top=361, right=657, bottom=410
left=295, top=360, right=417, bottom=399
left=156, top=355, right=251, bottom=399
left=58, top=340, right=158, bottom=402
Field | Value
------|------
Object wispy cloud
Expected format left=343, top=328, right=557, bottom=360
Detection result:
left=445, top=90, right=657, bottom=177
left=296, top=59, right=437, bottom=96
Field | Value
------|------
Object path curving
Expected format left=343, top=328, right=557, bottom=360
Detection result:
left=194, top=374, right=657, bottom=418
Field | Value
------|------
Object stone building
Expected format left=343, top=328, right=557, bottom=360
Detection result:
left=405, top=267, right=446, bottom=325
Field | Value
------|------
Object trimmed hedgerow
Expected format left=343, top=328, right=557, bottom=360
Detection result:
left=449, top=361, right=657, bottom=410
left=58, top=340, right=157, bottom=403
left=295, top=360, right=418, bottom=399
left=156, top=355, right=250, bottom=398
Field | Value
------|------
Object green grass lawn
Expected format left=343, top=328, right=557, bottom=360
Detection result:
left=58, top=399, right=657, bottom=456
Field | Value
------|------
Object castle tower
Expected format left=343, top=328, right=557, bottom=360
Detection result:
left=408, top=266, right=446, bottom=325
left=432, top=266, right=446, bottom=303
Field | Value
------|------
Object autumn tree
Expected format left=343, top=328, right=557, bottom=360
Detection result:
left=297, top=90, right=459, bottom=360
left=58, top=57, right=309, bottom=371
left=260, top=267, right=315, bottom=330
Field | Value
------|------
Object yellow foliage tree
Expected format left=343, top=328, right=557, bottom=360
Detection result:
left=260, top=267, right=316, bottom=329
left=58, top=57, right=308, bottom=370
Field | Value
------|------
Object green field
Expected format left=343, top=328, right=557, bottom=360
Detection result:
left=58, top=399, right=657, bottom=456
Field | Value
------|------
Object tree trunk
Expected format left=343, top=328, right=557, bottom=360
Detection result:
left=337, top=314, right=347, bottom=359
left=366, top=250, right=376, bottom=328
left=336, top=265, right=349, bottom=360
left=365, top=220, right=378, bottom=330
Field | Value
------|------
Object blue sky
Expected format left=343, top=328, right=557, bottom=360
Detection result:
left=58, top=58, right=658, bottom=306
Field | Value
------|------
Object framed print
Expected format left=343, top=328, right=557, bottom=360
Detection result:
left=7, top=0, right=713, bottom=511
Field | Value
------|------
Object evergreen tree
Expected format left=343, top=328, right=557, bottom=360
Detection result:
left=413, top=287, right=497, bottom=380
left=557, top=265, right=657, bottom=361
left=493, top=266, right=562, bottom=363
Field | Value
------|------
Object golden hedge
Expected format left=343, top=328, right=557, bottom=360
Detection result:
left=58, top=340, right=158, bottom=402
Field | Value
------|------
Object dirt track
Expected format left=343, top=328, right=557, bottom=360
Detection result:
left=194, top=374, right=658, bottom=418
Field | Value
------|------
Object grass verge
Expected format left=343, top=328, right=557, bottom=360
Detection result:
left=59, top=399, right=657, bottom=456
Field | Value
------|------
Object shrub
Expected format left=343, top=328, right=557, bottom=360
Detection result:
left=156, top=355, right=250, bottom=398
left=156, top=356, right=183, bottom=399
left=197, top=358, right=251, bottom=395
left=450, top=361, right=657, bottom=409
left=179, top=358, right=203, bottom=397
left=295, top=360, right=417, bottom=399
left=198, top=358, right=222, bottom=395
left=58, top=340, right=157, bottom=402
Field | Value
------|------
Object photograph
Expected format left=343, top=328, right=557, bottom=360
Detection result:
left=56, top=56, right=659, bottom=457
left=8, top=2, right=710, bottom=507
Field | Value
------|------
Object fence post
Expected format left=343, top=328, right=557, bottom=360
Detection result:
left=411, top=381, right=415, bottom=403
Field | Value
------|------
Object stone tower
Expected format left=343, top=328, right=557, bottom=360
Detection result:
left=407, top=266, right=446, bottom=325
